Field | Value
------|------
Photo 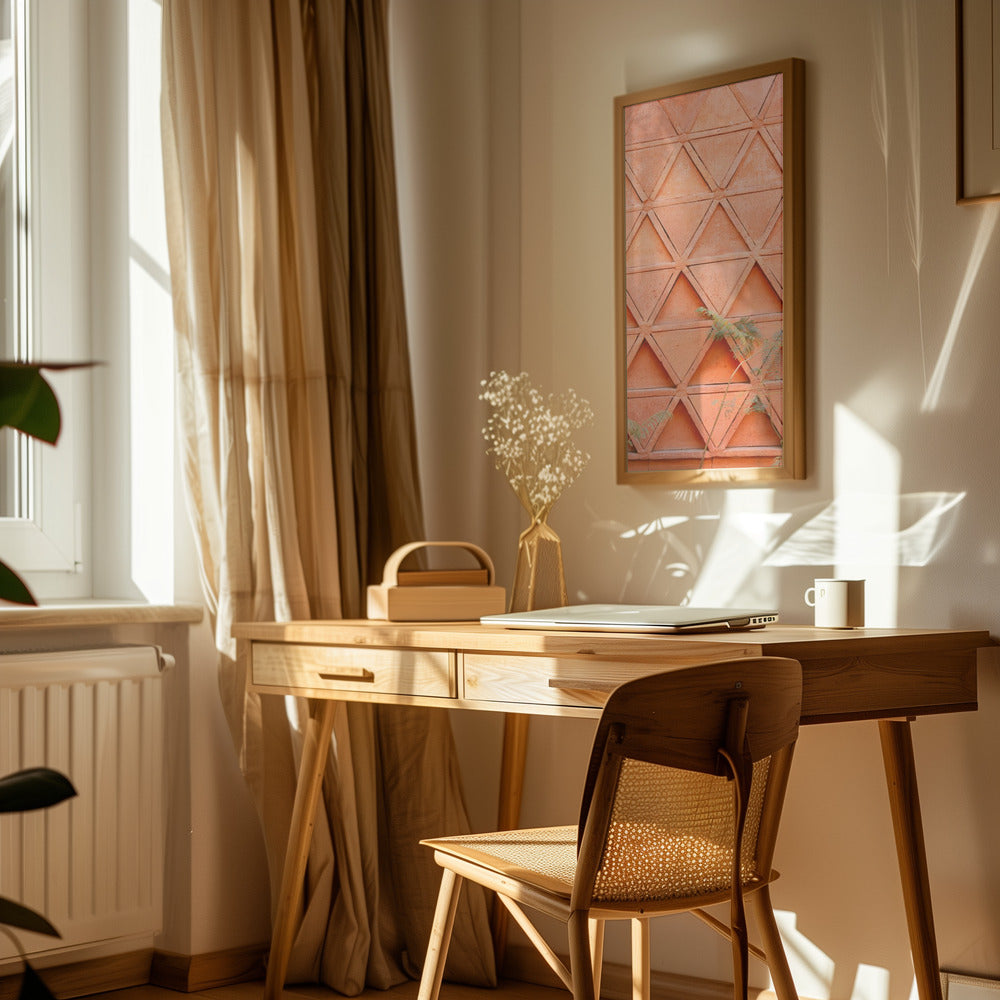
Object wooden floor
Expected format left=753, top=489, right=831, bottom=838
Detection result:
left=99, top=980, right=564, bottom=1000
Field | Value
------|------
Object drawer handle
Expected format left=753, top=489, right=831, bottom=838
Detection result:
left=317, top=668, right=375, bottom=683
left=547, top=677, right=618, bottom=694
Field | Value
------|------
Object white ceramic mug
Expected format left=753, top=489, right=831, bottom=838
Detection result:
left=804, top=578, right=865, bottom=628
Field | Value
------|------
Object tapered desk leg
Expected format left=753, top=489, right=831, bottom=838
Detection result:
left=878, top=719, right=944, bottom=1000
left=491, top=713, right=530, bottom=968
left=264, top=699, right=337, bottom=1000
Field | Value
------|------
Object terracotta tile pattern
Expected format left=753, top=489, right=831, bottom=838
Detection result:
left=624, top=73, right=785, bottom=472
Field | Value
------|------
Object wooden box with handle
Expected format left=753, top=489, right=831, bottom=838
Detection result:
left=366, top=541, right=507, bottom=621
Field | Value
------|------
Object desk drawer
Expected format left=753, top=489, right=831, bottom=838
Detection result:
left=463, top=654, right=658, bottom=710
left=253, top=643, right=456, bottom=698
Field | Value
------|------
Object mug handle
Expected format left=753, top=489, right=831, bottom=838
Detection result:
left=804, top=586, right=816, bottom=607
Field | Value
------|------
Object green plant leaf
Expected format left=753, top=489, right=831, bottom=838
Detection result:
left=19, top=961, right=58, bottom=1000
left=0, top=361, right=98, bottom=445
left=0, top=561, right=35, bottom=606
left=0, top=898, right=60, bottom=939
left=0, top=365, right=61, bottom=444
left=0, top=768, right=77, bottom=813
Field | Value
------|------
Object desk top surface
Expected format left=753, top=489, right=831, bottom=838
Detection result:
left=233, top=619, right=993, bottom=660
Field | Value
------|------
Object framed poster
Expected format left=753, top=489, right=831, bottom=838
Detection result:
left=615, top=58, right=805, bottom=484
left=956, top=0, right=1000, bottom=203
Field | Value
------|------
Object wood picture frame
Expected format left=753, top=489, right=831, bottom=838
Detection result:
left=615, top=58, right=805, bottom=485
left=956, top=0, right=1000, bottom=203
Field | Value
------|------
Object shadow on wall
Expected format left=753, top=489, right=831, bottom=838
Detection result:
left=581, top=487, right=964, bottom=615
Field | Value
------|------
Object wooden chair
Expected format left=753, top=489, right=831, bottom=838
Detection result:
left=416, top=657, right=803, bottom=1000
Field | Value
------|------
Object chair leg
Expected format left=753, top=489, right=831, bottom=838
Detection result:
left=749, top=886, right=798, bottom=1000
left=631, top=918, right=650, bottom=1000
left=418, top=867, right=464, bottom=1000
left=568, top=911, right=597, bottom=1000
left=589, top=918, right=605, bottom=998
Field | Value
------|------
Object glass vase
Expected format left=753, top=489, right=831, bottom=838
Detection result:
left=509, top=518, right=567, bottom=612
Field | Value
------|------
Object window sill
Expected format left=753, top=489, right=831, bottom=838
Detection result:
left=0, top=600, right=204, bottom=630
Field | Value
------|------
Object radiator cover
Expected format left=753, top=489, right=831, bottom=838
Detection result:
left=0, top=646, right=166, bottom=959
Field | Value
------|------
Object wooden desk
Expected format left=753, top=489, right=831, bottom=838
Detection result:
left=233, top=620, right=990, bottom=1000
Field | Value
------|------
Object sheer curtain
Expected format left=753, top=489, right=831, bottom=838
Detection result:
left=160, top=0, right=495, bottom=993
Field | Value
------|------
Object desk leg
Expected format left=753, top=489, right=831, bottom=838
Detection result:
left=264, top=699, right=337, bottom=1000
left=878, top=719, right=944, bottom=1000
left=491, top=713, right=530, bottom=968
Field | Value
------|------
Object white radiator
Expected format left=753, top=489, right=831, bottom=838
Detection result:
left=0, top=646, right=168, bottom=959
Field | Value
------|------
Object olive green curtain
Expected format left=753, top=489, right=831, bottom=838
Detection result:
left=160, top=0, right=495, bottom=992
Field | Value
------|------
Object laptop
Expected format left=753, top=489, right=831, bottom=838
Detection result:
left=481, top=603, right=779, bottom=634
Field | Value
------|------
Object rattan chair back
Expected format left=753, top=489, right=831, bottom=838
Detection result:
left=573, top=657, right=802, bottom=911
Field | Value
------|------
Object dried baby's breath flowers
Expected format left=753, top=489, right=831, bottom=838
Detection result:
left=479, top=370, right=593, bottom=522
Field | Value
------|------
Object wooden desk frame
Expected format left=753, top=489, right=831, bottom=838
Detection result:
left=233, top=621, right=990, bottom=1000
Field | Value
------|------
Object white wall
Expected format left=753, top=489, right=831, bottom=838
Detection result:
left=391, top=2, right=1000, bottom=999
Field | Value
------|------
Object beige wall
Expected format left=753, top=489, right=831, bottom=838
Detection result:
left=391, top=1, right=1000, bottom=998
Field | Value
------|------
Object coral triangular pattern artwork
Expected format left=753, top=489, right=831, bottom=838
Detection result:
left=691, top=86, right=750, bottom=132
left=759, top=253, right=783, bottom=294
left=688, top=259, right=751, bottom=314
left=730, top=263, right=783, bottom=317
left=762, top=77, right=784, bottom=120
left=654, top=273, right=706, bottom=325
left=628, top=145, right=674, bottom=201
left=624, top=174, right=642, bottom=212
left=763, top=213, right=783, bottom=251
left=651, top=327, right=712, bottom=382
left=627, top=339, right=675, bottom=390
left=741, top=324, right=783, bottom=380
left=689, top=339, right=751, bottom=386
left=727, top=407, right=782, bottom=448
left=690, top=390, right=750, bottom=449
left=728, top=134, right=782, bottom=193
left=732, top=75, right=776, bottom=118
left=628, top=215, right=673, bottom=268
left=766, top=123, right=783, bottom=154
left=690, top=205, right=749, bottom=259
left=654, top=199, right=712, bottom=255
left=653, top=402, right=706, bottom=451
left=661, top=91, right=708, bottom=135
left=626, top=269, right=670, bottom=323
left=657, top=146, right=712, bottom=199
left=625, top=302, right=639, bottom=331
left=689, top=132, right=748, bottom=187
left=625, top=100, right=677, bottom=145
left=727, top=190, right=782, bottom=245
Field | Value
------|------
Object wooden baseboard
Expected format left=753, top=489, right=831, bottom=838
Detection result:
left=0, top=949, right=153, bottom=1000
left=150, top=943, right=268, bottom=993
left=503, top=942, right=765, bottom=1000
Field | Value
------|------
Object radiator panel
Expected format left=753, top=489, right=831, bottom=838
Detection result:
left=0, top=647, right=164, bottom=959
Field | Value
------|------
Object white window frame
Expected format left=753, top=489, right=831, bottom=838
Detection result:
left=0, top=0, right=91, bottom=600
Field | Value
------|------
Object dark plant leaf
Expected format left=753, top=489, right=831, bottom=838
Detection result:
left=0, top=361, right=98, bottom=445
left=0, top=560, right=36, bottom=606
left=0, top=897, right=60, bottom=938
left=0, top=365, right=61, bottom=444
left=0, top=768, right=76, bottom=813
left=19, top=961, right=58, bottom=1000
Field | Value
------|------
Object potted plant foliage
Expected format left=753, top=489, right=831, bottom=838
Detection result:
left=0, top=360, right=81, bottom=999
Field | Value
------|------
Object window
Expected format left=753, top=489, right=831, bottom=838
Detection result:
left=0, top=0, right=91, bottom=600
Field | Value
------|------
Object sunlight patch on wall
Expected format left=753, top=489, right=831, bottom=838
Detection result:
left=833, top=404, right=899, bottom=626
left=128, top=0, right=174, bottom=602
left=922, top=203, right=999, bottom=412
left=774, top=909, right=835, bottom=1000
left=851, top=964, right=891, bottom=1000
left=686, top=489, right=782, bottom=607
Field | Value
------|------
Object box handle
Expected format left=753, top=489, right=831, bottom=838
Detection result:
left=380, top=541, right=496, bottom=586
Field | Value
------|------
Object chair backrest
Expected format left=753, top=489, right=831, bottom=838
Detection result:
left=572, top=656, right=802, bottom=910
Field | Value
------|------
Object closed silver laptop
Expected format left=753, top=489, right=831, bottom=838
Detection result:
left=481, top=603, right=778, bottom=634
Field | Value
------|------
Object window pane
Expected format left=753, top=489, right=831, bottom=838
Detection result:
left=0, top=0, right=19, bottom=517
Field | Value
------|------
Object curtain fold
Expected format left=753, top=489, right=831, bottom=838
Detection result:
left=160, top=0, right=495, bottom=993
